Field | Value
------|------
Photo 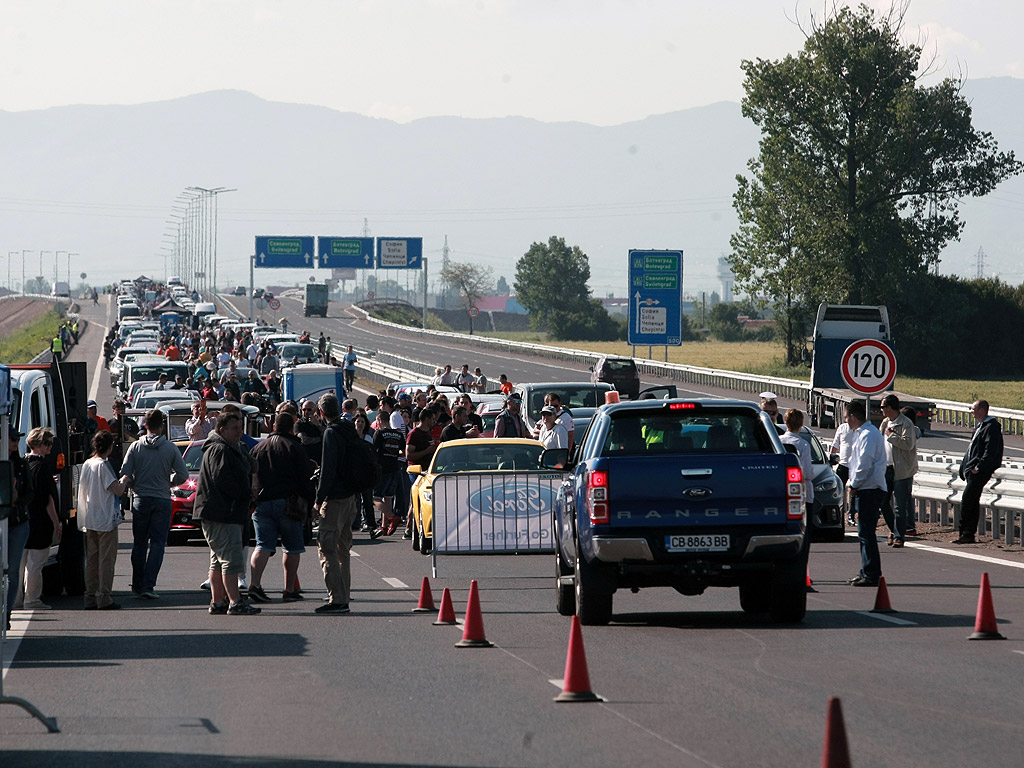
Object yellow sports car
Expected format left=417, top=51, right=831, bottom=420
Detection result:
left=408, top=437, right=545, bottom=555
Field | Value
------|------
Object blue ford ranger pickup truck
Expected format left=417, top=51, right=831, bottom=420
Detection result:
left=549, top=399, right=808, bottom=625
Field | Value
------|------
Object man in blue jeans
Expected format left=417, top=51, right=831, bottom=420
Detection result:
left=843, top=400, right=889, bottom=587
left=120, top=409, right=189, bottom=599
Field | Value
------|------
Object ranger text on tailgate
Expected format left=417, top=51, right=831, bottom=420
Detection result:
left=549, top=399, right=808, bottom=625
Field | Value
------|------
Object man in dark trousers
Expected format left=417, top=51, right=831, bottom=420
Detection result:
left=313, top=393, right=359, bottom=614
left=956, top=399, right=1004, bottom=544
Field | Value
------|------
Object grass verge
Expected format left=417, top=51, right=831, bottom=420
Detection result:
left=0, top=308, right=63, bottom=364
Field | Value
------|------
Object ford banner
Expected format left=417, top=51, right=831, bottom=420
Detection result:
left=431, top=472, right=563, bottom=555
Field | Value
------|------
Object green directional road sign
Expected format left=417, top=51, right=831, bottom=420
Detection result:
left=317, top=237, right=375, bottom=269
left=255, top=236, right=316, bottom=268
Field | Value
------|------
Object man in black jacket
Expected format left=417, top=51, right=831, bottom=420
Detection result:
left=248, top=413, right=315, bottom=602
left=194, top=411, right=260, bottom=615
left=956, top=400, right=1004, bottom=544
left=314, top=393, right=358, bottom=614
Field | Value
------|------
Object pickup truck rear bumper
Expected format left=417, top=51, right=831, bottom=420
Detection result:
left=591, top=533, right=803, bottom=563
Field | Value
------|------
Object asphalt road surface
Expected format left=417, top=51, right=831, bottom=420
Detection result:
left=3, top=295, right=1024, bottom=767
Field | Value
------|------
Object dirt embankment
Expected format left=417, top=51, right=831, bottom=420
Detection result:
left=0, top=298, right=52, bottom=337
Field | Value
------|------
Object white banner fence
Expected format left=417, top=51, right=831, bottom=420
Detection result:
left=430, top=470, right=565, bottom=575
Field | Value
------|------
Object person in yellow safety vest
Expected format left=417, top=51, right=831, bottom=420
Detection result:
left=71, top=320, right=80, bottom=342
left=50, top=334, right=64, bottom=361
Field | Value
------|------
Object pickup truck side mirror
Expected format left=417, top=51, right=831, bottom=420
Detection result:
left=783, top=444, right=798, bottom=456
left=407, top=464, right=423, bottom=475
left=540, top=448, right=569, bottom=470
left=829, top=454, right=839, bottom=466
left=588, top=366, right=594, bottom=372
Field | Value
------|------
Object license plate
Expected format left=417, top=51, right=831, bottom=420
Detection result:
left=665, top=534, right=730, bottom=552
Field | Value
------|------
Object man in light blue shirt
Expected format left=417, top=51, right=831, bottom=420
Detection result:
left=844, top=400, right=888, bottom=587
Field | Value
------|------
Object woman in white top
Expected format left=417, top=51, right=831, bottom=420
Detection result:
left=77, top=430, right=128, bottom=610
left=537, top=406, right=569, bottom=450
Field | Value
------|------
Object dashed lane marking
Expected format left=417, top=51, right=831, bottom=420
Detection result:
left=382, top=577, right=408, bottom=589
left=856, top=611, right=918, bottom=626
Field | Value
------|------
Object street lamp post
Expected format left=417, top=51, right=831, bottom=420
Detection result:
left=6, top=251, right=16, bottom=293
left=21, top=250, right=30, bottom=295
left=188, top=186, right=235, bottom=297
left=56, top=251, right=67, bottom=294
left=39, top=251, right=52, bottom=294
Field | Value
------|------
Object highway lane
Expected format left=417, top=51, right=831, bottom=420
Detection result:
left=5, top=511, right=1024, bottom=766
left=222, top=293, right=1024, bottom=461
left=4, top=295, right=1024, bottom=765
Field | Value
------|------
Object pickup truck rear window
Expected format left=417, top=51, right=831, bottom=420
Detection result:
left=601, top=410, right=771, bottom=456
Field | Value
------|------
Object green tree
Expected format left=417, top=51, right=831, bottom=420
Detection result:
left=441, top=260, right=493, bottom=334
left=514, top=236, right=592, bottom=330
left=730, top=3, right=1021, bottom=315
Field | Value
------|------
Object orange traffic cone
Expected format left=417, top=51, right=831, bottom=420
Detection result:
left=555, top=616, right=601, bottom=703
left=413, top=576, right=435, bottom=612
left=455, top=580, right=493, bottom=648
left=806, top=565, right=817, bottom=593
left=870, top=576, right=896, bottom=613
left=968, top=572, right=1006, bottom=640
left=821, top=697, right=852, bottom=768
left=434, top=587, right=457, bottom=625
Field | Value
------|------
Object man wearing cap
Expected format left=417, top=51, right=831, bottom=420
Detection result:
left=494, top=393, right=529, bottom=438
left=88, top=400, right=110, bottom=433
left=537, top=405, right=569, bottom=450
left=759, top=391, right=784, bottom=425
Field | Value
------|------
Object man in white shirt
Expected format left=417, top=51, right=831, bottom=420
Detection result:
left=844, top=400, right=888, bottom=587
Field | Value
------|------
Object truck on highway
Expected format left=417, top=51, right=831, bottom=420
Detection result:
left=304, top=283, right=328, bottom=317
left=550, top=398, right=808, bottom=625
left=8, top=360, right=90, bottom=596
left=806, top=303, right=933, bottom=432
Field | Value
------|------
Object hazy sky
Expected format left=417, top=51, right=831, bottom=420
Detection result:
left=2, top=0, right=1019, bottom=125
left=2, top=0, right=1022, bottom=293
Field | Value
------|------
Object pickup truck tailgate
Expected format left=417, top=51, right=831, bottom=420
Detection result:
left=602, top=455, right=791, bottom=527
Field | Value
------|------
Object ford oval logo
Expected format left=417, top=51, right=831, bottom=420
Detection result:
left=684, top=487, right=713, bottom=499
left=468, top=485, right=556, bottom=518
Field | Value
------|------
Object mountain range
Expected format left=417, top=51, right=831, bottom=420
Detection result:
left=1, top=78, right=1022, bottom=296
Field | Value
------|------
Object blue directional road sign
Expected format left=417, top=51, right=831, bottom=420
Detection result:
left=255, top=236, right=316, bottom=268
left=376, top=237, right=423, bottom=269
left=628, top=249, right=683, bottom=346
left=317, top=237, right=375, bottom=269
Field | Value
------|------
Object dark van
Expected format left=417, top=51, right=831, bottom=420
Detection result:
left=590, top=356, right=640, bottom=400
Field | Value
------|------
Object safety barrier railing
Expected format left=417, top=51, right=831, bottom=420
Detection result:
left=349, top=305, right=1024, bottom=434
left=913, top=452, right=1024, bottom=545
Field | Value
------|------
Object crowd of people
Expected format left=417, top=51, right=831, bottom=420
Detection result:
left=7, top=306, right=1007, bottom=621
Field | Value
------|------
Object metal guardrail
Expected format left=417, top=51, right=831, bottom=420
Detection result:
left=350, top=305, right=1024, bottom=432
left=913, top=452, right=1024, bottom=546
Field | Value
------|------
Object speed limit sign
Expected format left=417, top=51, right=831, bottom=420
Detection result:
left=841, top=339, right=897, bottom=394
left=468, top=305, right=480, bottom=318
left=268, top=298, right=281, bottom=311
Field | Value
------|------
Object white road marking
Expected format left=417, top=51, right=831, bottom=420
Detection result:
left=1012, top=650, right=1024, bottom=656
left=856, top=611, right=918, bottom=626
left=905, top=541, right=1024, bottom=570
left=382, top=577, right=408, bottom=589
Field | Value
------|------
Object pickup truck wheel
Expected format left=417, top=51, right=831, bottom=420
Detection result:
left=769, top=555, right=808, bottom=623
left=739, top=581, right=771, bottom=614
left=556, top=549, right=576, bottom=616
left=574, top=553, right=612, bottom=626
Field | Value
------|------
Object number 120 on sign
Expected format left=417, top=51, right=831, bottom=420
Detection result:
left=840, top=339, right=897, bottom=395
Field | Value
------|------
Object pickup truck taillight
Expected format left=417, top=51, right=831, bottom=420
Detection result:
left=586, top=469, right=609, bottom=524
left=786, top=467, right=804, bottom=519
